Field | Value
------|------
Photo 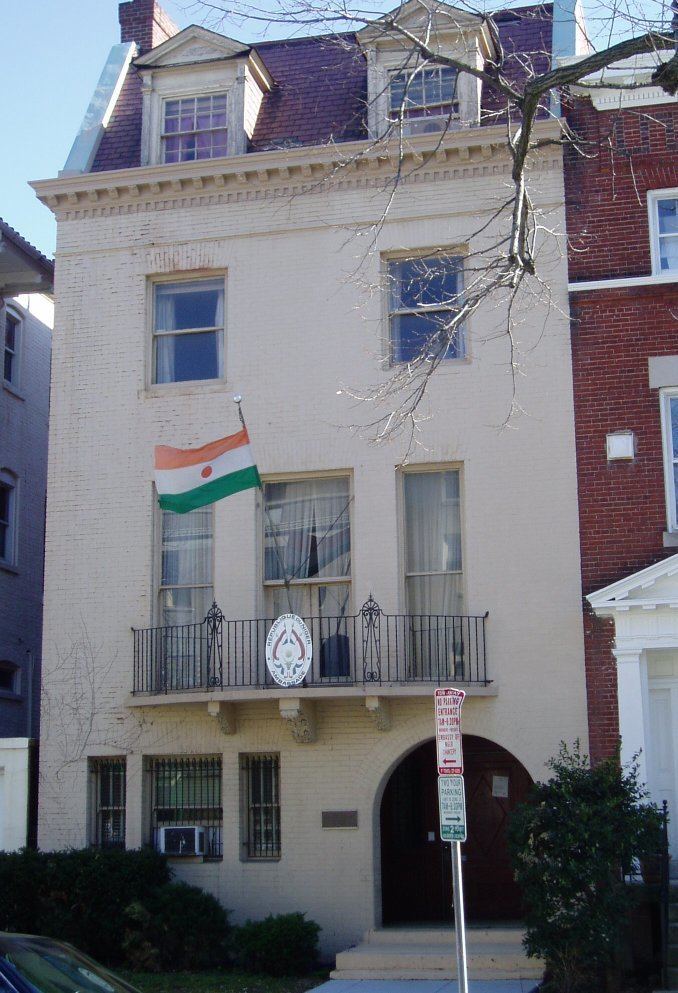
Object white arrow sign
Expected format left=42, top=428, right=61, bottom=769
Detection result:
left=438, top=775, right=467, bottom=843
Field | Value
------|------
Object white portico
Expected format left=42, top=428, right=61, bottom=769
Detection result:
left=588, top=554, right=678, bottom=869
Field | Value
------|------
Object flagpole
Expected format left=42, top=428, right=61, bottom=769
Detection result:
left=233, top=396, right=295, bottom=616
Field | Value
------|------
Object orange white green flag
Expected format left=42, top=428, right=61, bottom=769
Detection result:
left=154, top=427, right=261, bottom=514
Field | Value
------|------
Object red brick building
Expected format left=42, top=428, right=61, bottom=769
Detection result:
left=565, top=58, right=678, bottom=861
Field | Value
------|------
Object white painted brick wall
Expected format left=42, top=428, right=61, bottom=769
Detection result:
left=39, top=153, right=588, bottom=956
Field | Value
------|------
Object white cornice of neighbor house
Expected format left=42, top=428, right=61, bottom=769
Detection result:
left=31, top=117, right=564, bottom=219
left=587, top=553, right=678, bottom=614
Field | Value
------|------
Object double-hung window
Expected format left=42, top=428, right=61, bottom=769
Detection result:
left=263, top=476, right=352, bottom=678
left=388, top=255, right=465, bottom=363
left=649, top=191, right=678, bottom=274
left=240, top=753, right=281, bottom=859
left=0, top=471, right=17, bottom=566
left=162, top=94, right=228, bottom=163
left=89, top=758, right=126, bottom=849
left=403, top=469, right=464, bottom=678
left=404, top=469, right=463, bottom=616
left=661, top=389, right=678, bottom=531
left=389, top=66, right=459, bottom=132
left=0, top=662, right=20, bottom=695
left=153, top=278, right=224, bottom=385
left=4, top=310, right=20, bottom=385
left=150, top=756, right=223, bottom=859
left=263, top=476, right=351, bottom=619
left=159, top=506, right=213, bottom=625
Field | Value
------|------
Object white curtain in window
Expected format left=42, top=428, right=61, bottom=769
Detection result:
left=160, top=508, right=213, bottom=624
left=264, top=477, right=351, bottom=582
left=155, top=289, right=177, bottom=384
left=404, top=471, right=462, bottom=615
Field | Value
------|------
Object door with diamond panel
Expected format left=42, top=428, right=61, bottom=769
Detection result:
left=460, top=735, right=532, bottom=919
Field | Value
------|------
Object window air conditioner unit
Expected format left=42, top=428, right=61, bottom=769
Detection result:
left=159, top=825, right=205, bottom=856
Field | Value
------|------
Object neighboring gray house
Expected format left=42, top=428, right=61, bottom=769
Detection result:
left=0, top=218, right=53, bottom=850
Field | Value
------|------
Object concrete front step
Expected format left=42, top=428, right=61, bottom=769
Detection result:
left=332, top=928, right=543, bottom=982
left=361, top=927, right=526, bottom=947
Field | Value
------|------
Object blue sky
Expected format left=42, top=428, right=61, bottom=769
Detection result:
left=2, top=1, right=190, bottom=258
left=3, top=0, right=666, bottom=259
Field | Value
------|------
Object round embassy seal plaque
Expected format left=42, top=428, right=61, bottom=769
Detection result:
left=265, top=614, right=313, bottom=687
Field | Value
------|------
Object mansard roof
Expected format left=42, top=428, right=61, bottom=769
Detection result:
left=91, top=2, right=553, bottom=172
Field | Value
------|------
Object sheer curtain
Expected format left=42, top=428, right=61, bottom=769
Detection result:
left=264, top=477, right=351, bottom=617
left=404, top=471, right=462, bottom=616
left=160, top=507, right=213, bottom=625
left=155, top=287, right=177, bottom=384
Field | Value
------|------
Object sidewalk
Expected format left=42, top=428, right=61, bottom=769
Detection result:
left=312, top=980, right=540, bottom=993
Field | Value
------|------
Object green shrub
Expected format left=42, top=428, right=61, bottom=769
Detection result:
left=507, top=742, right=664, bottom=993
left=232, top=912, right=321, bottom=975
left=0, top=848, right=170, bottom=965
left=122, top=881, right=230, bottom=972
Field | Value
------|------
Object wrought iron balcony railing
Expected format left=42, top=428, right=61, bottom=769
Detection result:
left=132, top=597, right=489, bottom=694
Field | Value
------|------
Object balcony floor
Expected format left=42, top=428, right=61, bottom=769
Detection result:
left=127, top=681, right=498, bottom=708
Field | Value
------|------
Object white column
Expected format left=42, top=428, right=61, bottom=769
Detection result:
left=613, top=648, right=649, bottom=785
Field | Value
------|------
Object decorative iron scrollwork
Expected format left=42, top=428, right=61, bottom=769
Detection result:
left=361, top=595, right=382, bottom=682
left=205, top=602, right=224, bottom=688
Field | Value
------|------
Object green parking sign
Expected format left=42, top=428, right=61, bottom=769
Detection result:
left=438, top=775, right=467, bottom=842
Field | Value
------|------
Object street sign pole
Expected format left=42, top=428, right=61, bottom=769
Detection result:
left=435, top=689, right=469, bottom=993
left=451, top=840, right=468, bottom=993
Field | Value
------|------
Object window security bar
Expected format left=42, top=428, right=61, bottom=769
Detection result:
left=150, top=755, right=223, bottom=859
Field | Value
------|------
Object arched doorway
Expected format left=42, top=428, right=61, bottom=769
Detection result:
left=380, top=735, right=532, bottom=924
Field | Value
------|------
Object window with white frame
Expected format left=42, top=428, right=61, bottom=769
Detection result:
left=89, top=758, right=126, bottom=849
left=153, top=277, right=224, bottom=385
left=0, top=662, right=20, bottom=695
left=650, top=192, right=678, bottom=274
left=158, top=505, right=213, bottom=625
left=3, top=309, right=20, bottom=386
left=162, top=94, right=228, bottom=164
left=389, top=66, right=459, bottom=132
left=388, top=254, right=465, bottom=364
left=240, top=753, right=281, bottom=859
left=0, top=471, right=17, bottom=566
left=263, top=476, right=351, bottom=620
left=661, top=389, right=678, bottom=530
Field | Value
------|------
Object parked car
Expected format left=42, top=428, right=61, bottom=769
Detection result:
left=0, top=934, right=141, bottom=993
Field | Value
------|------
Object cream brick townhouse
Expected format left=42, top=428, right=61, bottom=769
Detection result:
left=32, top=0, right=588, bottom=960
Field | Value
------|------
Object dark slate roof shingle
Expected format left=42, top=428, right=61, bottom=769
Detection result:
left=92, top=4, right=553, bottom=172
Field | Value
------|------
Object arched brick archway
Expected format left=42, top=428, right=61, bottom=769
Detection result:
left=380, top=735, right=533, bottom=923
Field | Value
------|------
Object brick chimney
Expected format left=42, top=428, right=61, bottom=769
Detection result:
left=119, top=0, right=179, bottom=55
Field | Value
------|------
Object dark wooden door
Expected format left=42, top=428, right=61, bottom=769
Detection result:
left=461, top=735, right=532, bottom=920
left=380, top=736, right=532, bottom=924
left=381, top=739, right=452, bottom=923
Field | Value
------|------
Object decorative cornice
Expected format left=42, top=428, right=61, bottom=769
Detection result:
left=31, top=120, right=563, bottom=221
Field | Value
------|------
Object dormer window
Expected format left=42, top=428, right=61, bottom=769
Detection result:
left=162, top=94, right=228, bottom=163
left=389, top=66, right=459, bottom=132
